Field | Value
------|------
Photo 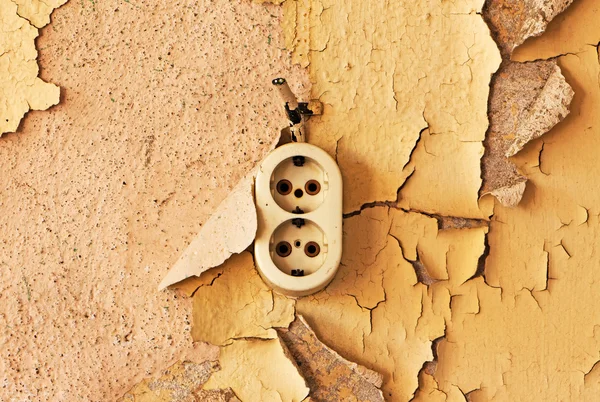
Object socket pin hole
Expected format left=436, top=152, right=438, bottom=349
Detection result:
left=304, top=242, right=320, bottom=257
left=276, top=241, right=292, bottom=257
left=305, top=180, right=321, bottom=195
left=277, top=179, right=292, bottom=195
left=294, top=240, right=302, bottom=248
left=294, top=189, right=304, bottom=198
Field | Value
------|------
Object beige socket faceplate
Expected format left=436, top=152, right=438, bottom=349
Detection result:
left=254, top=142, right=343, bottom=297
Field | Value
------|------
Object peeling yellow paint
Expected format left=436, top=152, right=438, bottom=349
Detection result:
left=481, top=59, right=573, bottom=207
left=10, top=0, right=68, bottom=28
left=512, top=0, right=599, bottom=61
left=3, top=0, right=597, bottom=398
left=282, top=0, right=500, bottom=217
left=483, top=0, right=573, bottom=57
left=191, top=252, right=295, bottom=346
left=164, top=0, right=596, bottom=400
left=434, top=1, right=600, bottom=398
left=278, top=315, right=385, bottom=401
left=159, top=175, right=258, bottom=290
left=297, top=207, right=486, bottom=400
left=152, top=0, right=599, bottom=400
left=203, top=338, right=310, bottom=402
left=0, top=0, right=60, bottom=134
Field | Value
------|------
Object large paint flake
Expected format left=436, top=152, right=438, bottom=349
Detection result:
left=0, top=0, right=61, bottom=135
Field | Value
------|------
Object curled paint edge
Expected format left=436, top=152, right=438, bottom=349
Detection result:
left=295, top=315, right=384, bottom=389
left=158, top=93, right=313, bottom=290
left=504, top=64, right=574, bottom=158
left=483, top=180, right=527, bottom=208
left=482, top=62, right=574, bottom=208
left=158, top=173, right=258, bottom=290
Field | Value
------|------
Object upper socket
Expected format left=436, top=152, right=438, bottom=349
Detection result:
left=271, top=155, right=327, bottom=214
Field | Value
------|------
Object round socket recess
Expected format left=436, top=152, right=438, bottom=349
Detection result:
left=270, top=219, right=327, bottom=277
left=271, top=156, right=328, bottom=214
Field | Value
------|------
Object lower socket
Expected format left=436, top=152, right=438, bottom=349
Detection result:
left=270, top=218, right=327, bottom=277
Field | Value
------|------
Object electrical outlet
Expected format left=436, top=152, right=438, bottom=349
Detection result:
left=254, top=142, right=343, bottom=297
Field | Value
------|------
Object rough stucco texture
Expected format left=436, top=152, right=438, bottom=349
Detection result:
left=0, top=0, right=308, bottom=400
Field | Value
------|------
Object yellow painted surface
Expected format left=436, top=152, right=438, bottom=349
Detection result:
left=436, top=2, right=600, bottom=399
left=4, top=0, right=600, bottom=400
left=190, top=252, right=295, bottom=346
left=283, top=0, right=500, bottom=217
left=0, top=0, right=60, bottom=134
left=204, top=338, right=310, bottom=402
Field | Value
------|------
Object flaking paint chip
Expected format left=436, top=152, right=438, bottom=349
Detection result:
left=0, top=0, right=61, bottom=135
left=120, top=360, right=216, bottom=402
left=278, top=315, right=385, bottom=401
left=433, top=2, right=600, bottom=396
left=481, top=60, right=574, bottom=207
left=159, top=175, right=257, bottom=290
left=191, top=252, right=295, bottom=346
left=483, top=0, right=574, bottom=56
left=202, top=338, right=310, bottom=402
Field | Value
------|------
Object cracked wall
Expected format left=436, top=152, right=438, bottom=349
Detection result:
left=3, top=0, right=600, bottom=400
left=435, top=0, right=600, bottom=399
left=284, top=0, right=500, bottom=217
left=280, top=0, right=497, bottom=398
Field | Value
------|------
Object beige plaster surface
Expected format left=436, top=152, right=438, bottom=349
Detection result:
left=0, top=0, right=308, bottom=400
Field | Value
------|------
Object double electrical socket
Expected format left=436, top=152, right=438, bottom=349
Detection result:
left=254, top=142, right=343, bottom=297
